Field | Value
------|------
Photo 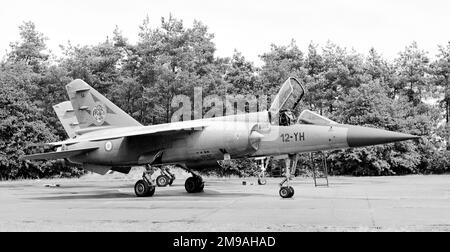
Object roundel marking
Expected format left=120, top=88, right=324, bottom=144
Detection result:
left=92, top=102, right=107, bottom=126
left=105, top=141, right=113, bottom=152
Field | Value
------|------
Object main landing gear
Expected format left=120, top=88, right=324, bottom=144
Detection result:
left=134, top=165, right=176, bottom=197
left=176, top=165, right=204, bottom=194
left=279, top=154, right=298, bottom=199
left=134, top=165, right=156, bottom=197
left=185, top=176, right=204, bottom=193
left=156, top=167, right=176, bottom=187
left=133, top=164, right=204, bottom=197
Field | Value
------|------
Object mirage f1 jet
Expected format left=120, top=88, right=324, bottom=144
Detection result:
left=25, top=78, right=420, bottom=198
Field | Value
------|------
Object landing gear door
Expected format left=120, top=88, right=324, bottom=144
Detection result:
left=269, top=77, right=305, bottom=125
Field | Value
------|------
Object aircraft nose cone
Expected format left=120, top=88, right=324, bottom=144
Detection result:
left=346, top=125, right=420, bottom=148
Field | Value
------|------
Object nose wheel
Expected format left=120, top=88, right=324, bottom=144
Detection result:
left=278, top=154, right=298, bottom=199
left=279, top=186, right=295, bottom=198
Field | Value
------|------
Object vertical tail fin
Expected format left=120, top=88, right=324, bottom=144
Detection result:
left=65, top=79, right=142, bottom=129
left=53, top=101, right=80, bottom=139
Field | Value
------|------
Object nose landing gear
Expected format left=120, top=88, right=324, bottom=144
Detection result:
left=279, top=186, right=294, bottom=198
left=279, top=154, right=298, bottom=199
left=255, top=157, right=270, bottom=186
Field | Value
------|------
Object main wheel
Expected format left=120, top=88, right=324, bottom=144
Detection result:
left=135, top=180, right=154, bottom=197
left=279, top=186, right=294, bottom=199
left=146, top=185, right=156, bottom=197
left=156, top=175, right=170, bottom=187
left=185, top=177, right=204, bottom=193
left=196, top=179, right=205, bottom=193
left=185, top=177, right=197, bottom=193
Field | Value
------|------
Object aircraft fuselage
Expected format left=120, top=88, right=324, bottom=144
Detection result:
left=66, top=115, right=402, bottom=173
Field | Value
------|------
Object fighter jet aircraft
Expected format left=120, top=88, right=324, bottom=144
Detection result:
left=25, top=77, right=420, bottom=198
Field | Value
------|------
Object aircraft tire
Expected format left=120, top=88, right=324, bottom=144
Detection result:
left=258, top=178, right=267, bottom=185
left=196, top=181, right=205, bottom=192
left=288, top=186, right=295, bottom=197
left=185, top=177, right=197, bottom=193
left=195, top=176, right=204, bottom=192
left=185, top=177, right=204, bottom=193
left=279, top=186, right=293, bottom=199
left=156, top=175, right=170, bottom=187
left=146, top=185, right=156, bottom=197
left=135, top=180, right=152, bottom=197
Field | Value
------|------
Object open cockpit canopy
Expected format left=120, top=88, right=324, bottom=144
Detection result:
left=268, top=77, right=337, bottom=126
left=269, top=77, right=305, bottom=115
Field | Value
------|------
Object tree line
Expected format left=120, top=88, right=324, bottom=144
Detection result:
left=0, top=16, right=449, bottom=180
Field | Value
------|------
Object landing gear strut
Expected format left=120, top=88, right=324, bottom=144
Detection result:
left=256, top=157, right=270, bottom=185
left=176, top=164, right=204, bottom=194
left=279, top=154, right=297, bottom=199
left=134, top=165, right=157, bottom=197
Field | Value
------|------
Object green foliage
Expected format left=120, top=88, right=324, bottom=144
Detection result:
left=60, top=40, right=123, bottom=95
left=8, top=21, right=49, bottom=73
left=224, top=51, right=258, bottom=95
left=0, top=22, right=81, bottom=180
left=395, top=42, right=431, bottom=105
left=1, top=18, right=449, bottom=179
left=327, top=80, right=437, bottom=176
left=259, top=40, right=306, bottom=96
left=431, top=42, right=450, bottom=125
left=213, top=160, right=259, bottom=177
left=0, top=81, right=56, bottom=179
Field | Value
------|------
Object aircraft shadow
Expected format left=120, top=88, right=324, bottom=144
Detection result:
left=154, top=190, right=268, bottom=198
left=30, top=192, right=135, bottom=200
left=29, top=189, right=268, bottom=201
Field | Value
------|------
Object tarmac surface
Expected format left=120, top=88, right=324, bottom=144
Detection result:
left=0, top=173, right=449, bottom=231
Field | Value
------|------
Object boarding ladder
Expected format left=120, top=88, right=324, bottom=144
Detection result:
left=310, top=152, right=329, bottom=187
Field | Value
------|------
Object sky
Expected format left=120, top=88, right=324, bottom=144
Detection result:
left=1, top=0, right=449, bottom=66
